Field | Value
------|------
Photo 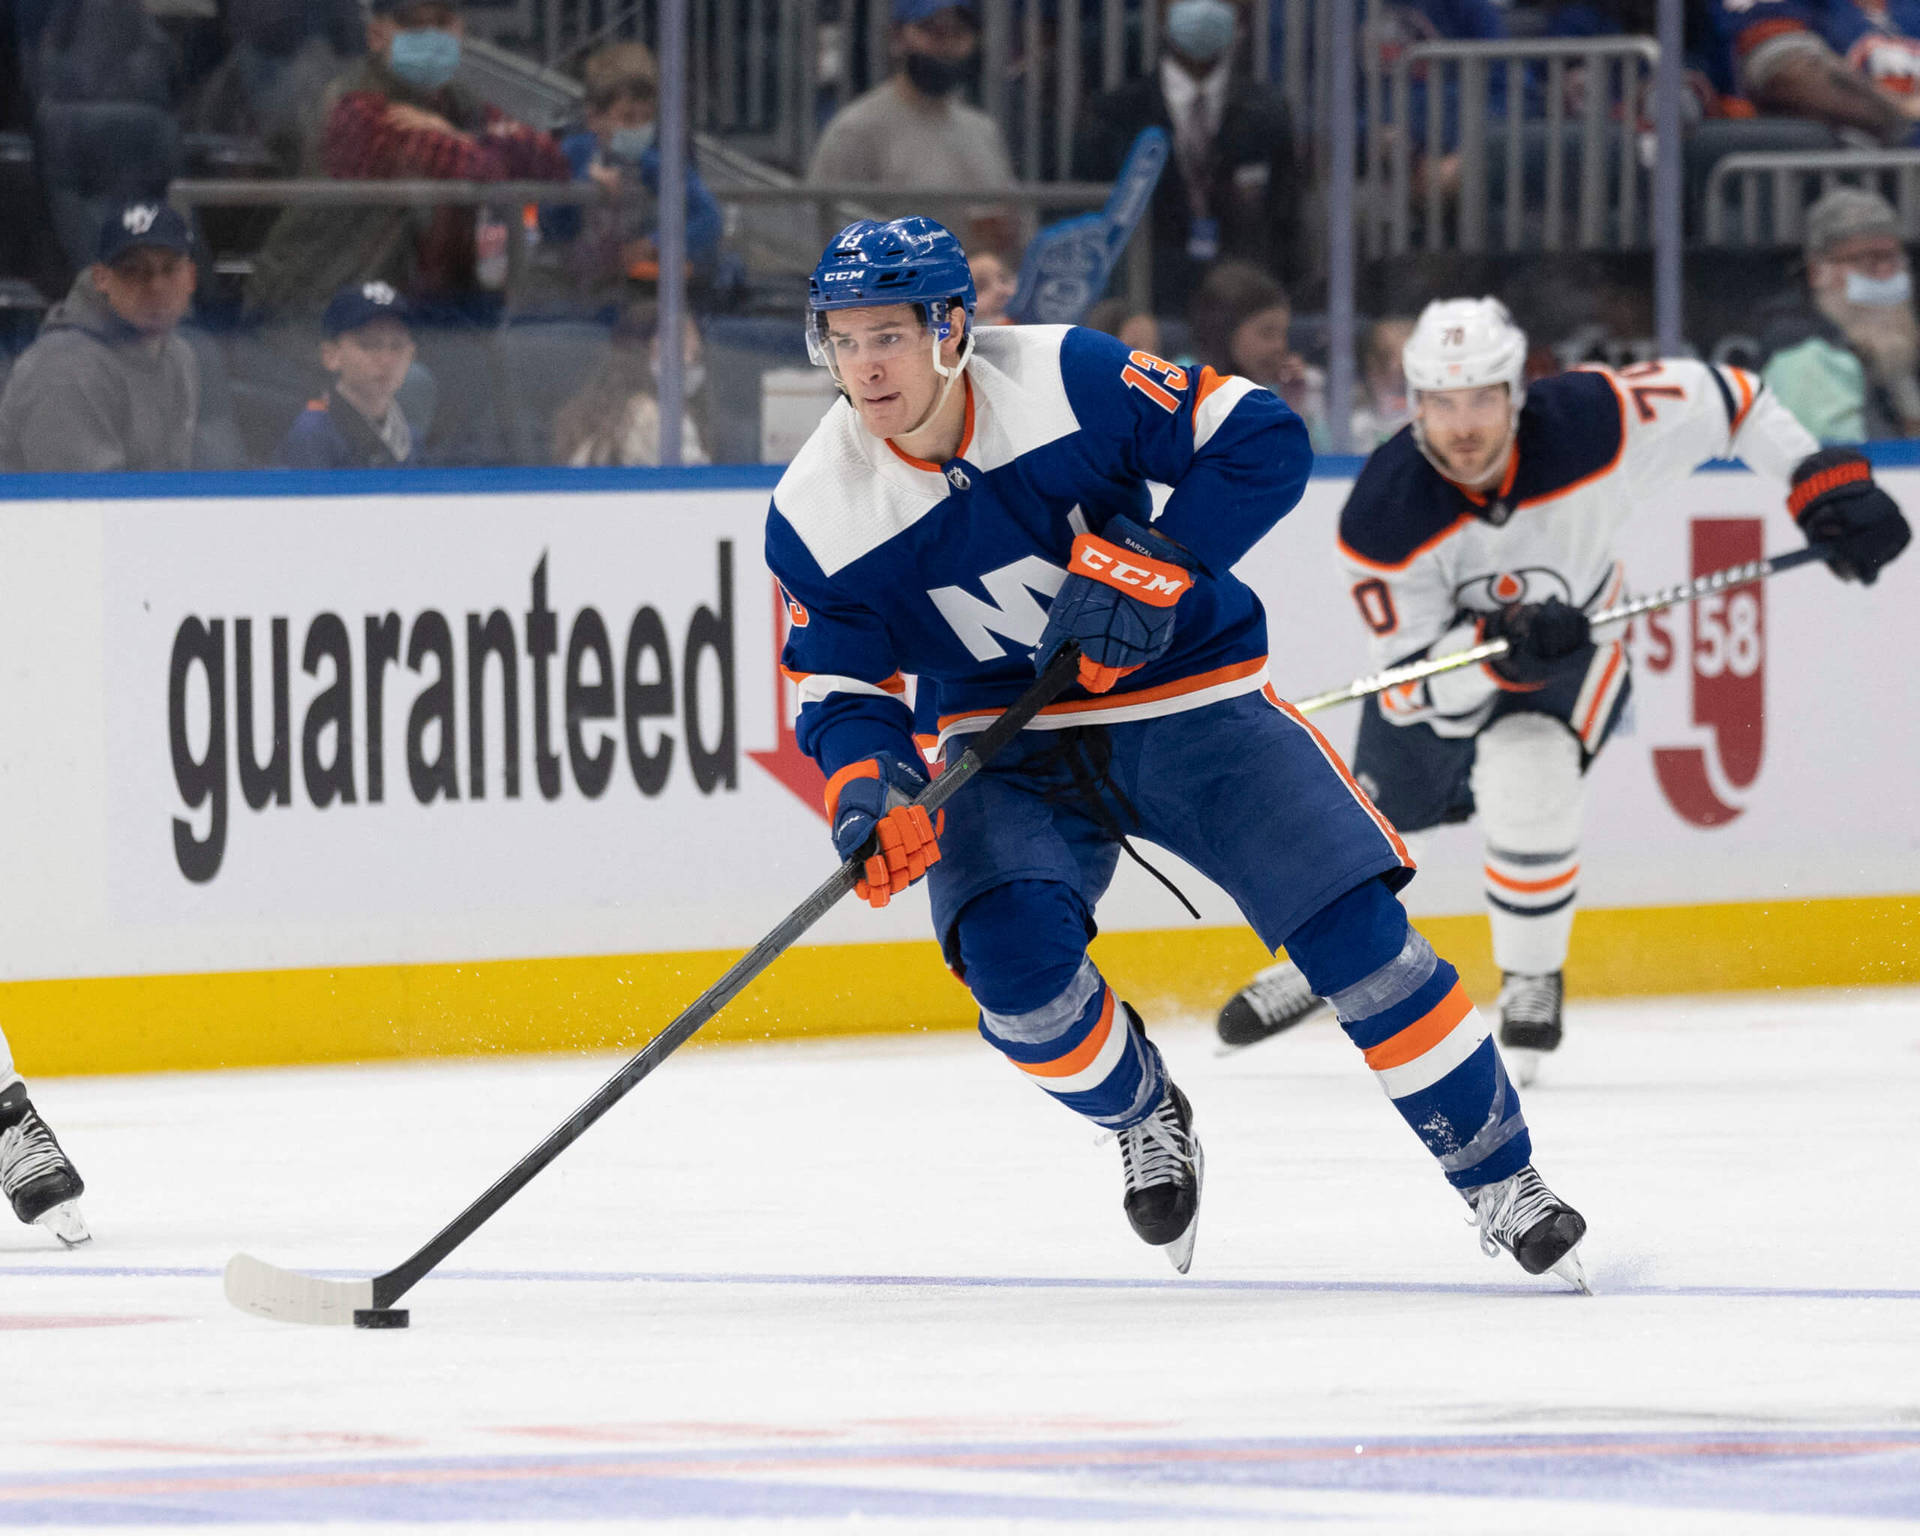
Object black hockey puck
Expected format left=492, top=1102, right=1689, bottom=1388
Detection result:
left=352, top=1307, right=410, bottom=1329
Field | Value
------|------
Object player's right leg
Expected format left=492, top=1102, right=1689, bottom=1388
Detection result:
left=929, top=742, right=1202, bottom=1273
left=0, top=1032, right=89, bottom=1247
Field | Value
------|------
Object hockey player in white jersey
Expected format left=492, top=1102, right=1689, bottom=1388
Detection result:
left=0, top=1030, right=89, bottom=1245
left=1218, top=297, right=1910, bottom=1078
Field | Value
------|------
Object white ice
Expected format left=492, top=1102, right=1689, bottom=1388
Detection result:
left=4, top=987, right=1919, bottom=1533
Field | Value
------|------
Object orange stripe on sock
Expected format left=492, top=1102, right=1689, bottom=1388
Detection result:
left=1484, top=863, right=1579, bottom=895
left=1016, top=988, right=1115, bottom=1079
left=1362, top=982, right=1474, bottom=1072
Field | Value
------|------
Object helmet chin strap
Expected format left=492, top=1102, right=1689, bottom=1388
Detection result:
left=901, top=327, right=975, bottom=440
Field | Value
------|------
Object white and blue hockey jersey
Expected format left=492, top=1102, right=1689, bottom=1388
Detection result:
left=765, top=324, right=1312, bottom=779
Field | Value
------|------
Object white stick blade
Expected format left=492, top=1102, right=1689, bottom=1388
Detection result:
left=224, top=1253, right=374, bottom=1326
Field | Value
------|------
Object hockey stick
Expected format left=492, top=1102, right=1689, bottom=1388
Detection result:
left=1214, top=544, right=1830, bottom=1057
left=1291, top=545, right=1829, bottom=716
left=225, top=642, right=1086, bottom=1328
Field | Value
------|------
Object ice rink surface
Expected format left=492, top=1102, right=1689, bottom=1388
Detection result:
left=3, top=986, right=1918, bottom=1533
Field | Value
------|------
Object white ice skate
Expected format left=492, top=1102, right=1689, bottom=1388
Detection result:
left=1467, top=1165, right=1587, bottom=1293
left=1497, top=971, right=1564, bottom=1088
left=0, top=1087, right=91, bottom=1248
left=1117, top=1081, right=1204, bottom=1275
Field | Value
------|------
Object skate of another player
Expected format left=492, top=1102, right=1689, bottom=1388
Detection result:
left=3, top=992, right=1918, bottom=1531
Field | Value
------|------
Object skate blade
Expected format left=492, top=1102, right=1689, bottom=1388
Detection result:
left=36, top=1200, right=91, bottom=1248
left=1161, top=1144, right=1205, bottom=1276
left=1549, top=1244, right=1591, bottom=1295
left=1506, top=1047, right=1543, bottom=1089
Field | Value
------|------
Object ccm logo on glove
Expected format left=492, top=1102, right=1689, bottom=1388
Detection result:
left=1071, top=535, right=1190, bottom=606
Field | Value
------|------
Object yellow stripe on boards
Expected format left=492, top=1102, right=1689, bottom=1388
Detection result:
left=4, top=893, right=1914, bottom=1078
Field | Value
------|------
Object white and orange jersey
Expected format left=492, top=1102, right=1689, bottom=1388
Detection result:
left=1337, top=359, right=1818, bottom=739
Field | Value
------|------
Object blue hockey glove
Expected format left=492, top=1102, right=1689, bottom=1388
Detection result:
left=824, top=751, right=942, bottom=910
left=1479, top=598, right=1591, bottom=685
left=1789, top=448, right=1911, bottom=586
left=1034, top=514, right=1195, bottom=694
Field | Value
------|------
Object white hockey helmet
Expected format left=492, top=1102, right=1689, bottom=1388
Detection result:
left=1403, top=296, right=1528, bottom=398
left=1403, top=297, right=1528, bottom=476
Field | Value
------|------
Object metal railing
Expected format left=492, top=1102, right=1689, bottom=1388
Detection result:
left=1360, top=36, right=1660, bottom=258
left=1703, top=149, right=1920, bottom=247
left=523, top=0, right=1290, bottom=179
left=165, top=176, right=1137, bottom=298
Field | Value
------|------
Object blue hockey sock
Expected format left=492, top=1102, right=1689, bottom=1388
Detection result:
left=1288, top=879, right=1531, bottom=1190
left=977, top=956, right=1166, bottom=1130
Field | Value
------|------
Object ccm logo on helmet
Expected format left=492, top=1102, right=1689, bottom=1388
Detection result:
left=1072, top=535, right=1189, bottom=606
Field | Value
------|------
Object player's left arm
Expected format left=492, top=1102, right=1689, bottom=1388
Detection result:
left=1599, top=358, right=1910, bottom=585
left=1035, top=328, right=1313, bottom=692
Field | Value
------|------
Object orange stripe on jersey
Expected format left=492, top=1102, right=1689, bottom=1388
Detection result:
left=887, top=377, right=974, bottom=472
left=1518, top=367, right=1630, bottom=511
left=1016, top=988, right=1115, bottom=1078
left=1729, top=366, right=1756, bottom=436
left=1485, top=863, right=1579, bottom=895
left=1193, top=365, right=1233, bottom=409
left=1363, top=981, right=1475, bottom=1072
left=1264, top=685, right=1416, bottom=869
left=936, top=657, right=1266, bottom=733
left=1576, top=643, right=1625, bottom=741
left=781, top=666, right=907, bottom=695
left=1339, top=514, right=1474, bottom=574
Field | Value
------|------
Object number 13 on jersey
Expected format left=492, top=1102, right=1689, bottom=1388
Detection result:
left=1122, top=351, right=1189, bottom=413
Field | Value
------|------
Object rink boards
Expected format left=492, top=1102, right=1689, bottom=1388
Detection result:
left=0, top=456, right=1915, bottom=1075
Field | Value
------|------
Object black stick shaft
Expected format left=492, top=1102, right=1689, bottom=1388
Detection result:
left=370, top=643, right=1084, bottom=1307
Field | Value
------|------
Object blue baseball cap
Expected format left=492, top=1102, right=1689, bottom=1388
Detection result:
left=96, top=202, right=194, bottom=266
left=892, top=0, right=977, bottom=23
left=322, top=281, right=412, bottom=338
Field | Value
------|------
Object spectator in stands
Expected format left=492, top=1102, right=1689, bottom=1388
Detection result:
left=545, top=41, right=724, bottom=304
left=30, top=0, right=179, bottom=108
left=1709, top=0, right=1920, bottom=145
left=1073, top=0, right=1300, bottom=315
left=969, top=248, right=1019, bottom=324
left=1365, top=0, right=1509, bottom=208
left=279, top=282, right=421, bottom=468
left=246, top=0, right=571, bottom=321
left=1084, top=296, right=1165, bottom=355
left=1188, top=259, right=1326, bottom=446
left=807, top=0, right=1020, bottom=253
left=550, top=301, right=708, bottom=466
left=0, top=201, right=197, bottom=472
left=1350, top=315, right=1418, bottom=448
left=187, top=0, right=362, bottom=177
left=1760, top=186, right=1920, bottom=441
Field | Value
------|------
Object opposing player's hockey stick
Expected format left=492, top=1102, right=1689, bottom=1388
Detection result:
left=225, top=642, right=1087, bottom=1328
left=1291, top=545, right=1829, bottom=716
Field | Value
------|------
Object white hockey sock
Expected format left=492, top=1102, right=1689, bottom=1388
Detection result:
left=0, top=1023, right=19, bottom=1097
left=1471, top=714, right=1585, bottom=976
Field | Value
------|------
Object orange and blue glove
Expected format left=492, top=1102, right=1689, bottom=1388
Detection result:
left=1033, top=514, right=1196, bottom=694
left=824, top=752, right=943, bottom=909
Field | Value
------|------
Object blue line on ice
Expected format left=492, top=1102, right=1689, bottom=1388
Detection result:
left=4, top=1264, right=1918, bottom=1301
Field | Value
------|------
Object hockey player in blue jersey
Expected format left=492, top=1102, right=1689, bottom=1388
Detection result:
left=767, top=217, right=1590, bottom=1285
left=1217, top=297, right=1910, bottom=1077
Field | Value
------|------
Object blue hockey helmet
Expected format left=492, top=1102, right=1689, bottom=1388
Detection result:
left=805, top=217, right=977, bottom=372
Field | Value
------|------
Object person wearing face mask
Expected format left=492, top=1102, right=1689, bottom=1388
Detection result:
left=246, top=0, right=570, bottom=323
left=807, top=0, right=1021, bottom=254
left=1072, top=0, right=1300, bottom=314
left=543, top=42, right=724, bottom=306
left=1760, top=187, right=1920, bottom=441
left=550, top=301, right=708, bottom=467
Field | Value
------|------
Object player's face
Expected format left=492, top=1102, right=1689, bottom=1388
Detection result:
left=824, top=303, right=949, bottom=439
left=1416, top=383, right=1511, bottom=484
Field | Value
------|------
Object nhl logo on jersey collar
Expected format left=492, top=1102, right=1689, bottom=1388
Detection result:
left=945, top=462, right=972, bottom=491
